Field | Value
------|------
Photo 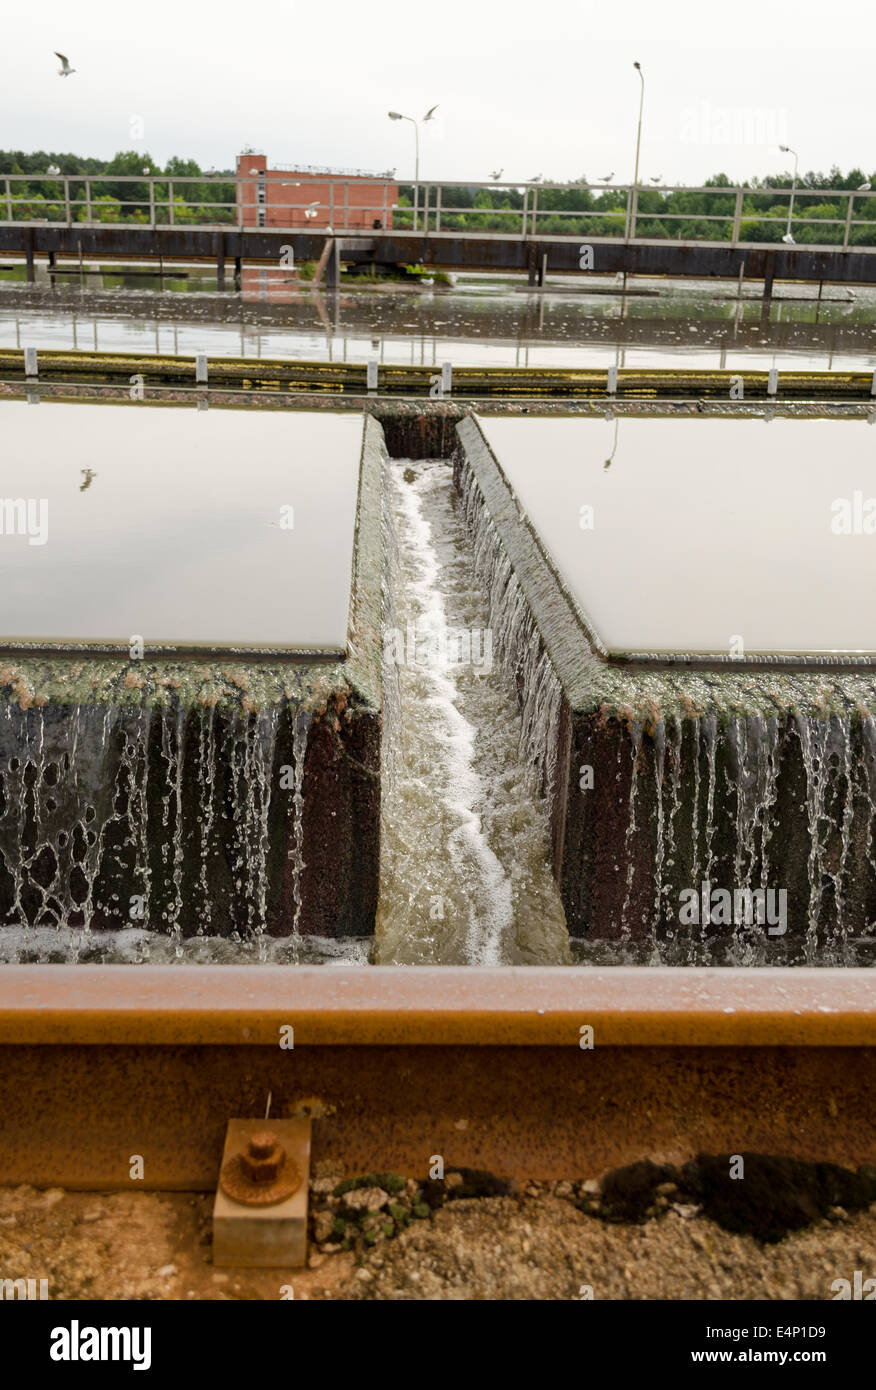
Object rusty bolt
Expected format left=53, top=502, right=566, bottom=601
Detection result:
left=239, top=1130, right=285, bottom=1185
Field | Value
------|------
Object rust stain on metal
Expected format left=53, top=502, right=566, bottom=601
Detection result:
left=0, top=1042, right=874, bottom=1189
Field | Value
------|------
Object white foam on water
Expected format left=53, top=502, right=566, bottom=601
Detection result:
left=376, top=459, right=569, bottom=966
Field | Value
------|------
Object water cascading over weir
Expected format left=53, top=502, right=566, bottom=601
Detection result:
left=0, top=410, right=386, bottom=951
left=452, top=413, right=876, bottom=962
left=3, top=394, right=875, bottom=963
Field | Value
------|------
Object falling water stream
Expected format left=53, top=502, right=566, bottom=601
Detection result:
left=0, top=700, right=370, bottom=964
left=375, top=458, right=570, bottom=965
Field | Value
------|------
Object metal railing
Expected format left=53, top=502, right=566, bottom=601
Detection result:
left=3, top=174, right=876, bottom=249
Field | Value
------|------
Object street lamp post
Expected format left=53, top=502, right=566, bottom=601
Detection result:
left=632, top=61, right=645, bottom=191
left=630, top=61, right=645, bottom=241
left=779, top=144, right=798, bottom=244
left=388, top=105, right=438, bottom=232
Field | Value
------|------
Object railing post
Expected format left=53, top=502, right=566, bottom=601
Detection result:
left=329, top=182, right=335, bottom=229
left=150, top=177, right=156, bottom=228
left=435, top=185, right=441, bottom=233
left=4, top=178, right=11, bottom=223
left=843, top=194, right=854, bottom=250
left=630, top=187, right=639, bottom=239
left=344, top=181, right=349, bottom=231
left=731, top=187, right=743, bottom=244
left=63, top=178, right=71, bottom=226
left=521, top=187, right=528, bottom=236
left=85, top=179, right=92, bottom=223
left=530, top=187, right=538, bottom=235
left=624, top=187, right=632, bottom=239
left=168, top=180, right=174, bottom=225
left=423, top=183, right=429, bottom=233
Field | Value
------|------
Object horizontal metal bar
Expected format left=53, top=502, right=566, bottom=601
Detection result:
left=1, top=350, right=874, bottom=399
left=6, top=173, right=875, bottom=194
left=0, top=965, right=874, bottom=1046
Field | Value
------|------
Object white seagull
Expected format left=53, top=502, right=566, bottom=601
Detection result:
left=599, top=173, right=614, bottom=183
left=46, top=164, right=61, bottom=175
left=858, top=181, right=871, bottom=191
left=530, top=174, right=543, bottom=183
left=423, top=104, right=439, bottom=121
left=55, top=51, right=76, bottom=77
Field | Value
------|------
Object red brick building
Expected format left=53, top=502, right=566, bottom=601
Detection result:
left=236, top=153, right=398, bottom=231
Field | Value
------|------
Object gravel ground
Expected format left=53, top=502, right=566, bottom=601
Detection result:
left=1, top=1173, right=873, bottom=1302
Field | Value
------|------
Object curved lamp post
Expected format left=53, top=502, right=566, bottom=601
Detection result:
left=632, top=61, right=645, bottom=191
left=779, top=144, right=798, bottom=244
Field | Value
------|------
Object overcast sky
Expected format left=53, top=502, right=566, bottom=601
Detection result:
left=3, top=1, right=874, bottom=186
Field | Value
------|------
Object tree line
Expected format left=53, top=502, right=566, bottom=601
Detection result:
left=0, top=150, right=236, bottom=224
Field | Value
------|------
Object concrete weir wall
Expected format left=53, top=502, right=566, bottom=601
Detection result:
left=0, top=417, right=386, bottom=940
left=453, top=416, right=876, bottom=952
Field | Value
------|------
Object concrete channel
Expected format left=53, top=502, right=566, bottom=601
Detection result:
left=0, top=364, right=873, bottom=1196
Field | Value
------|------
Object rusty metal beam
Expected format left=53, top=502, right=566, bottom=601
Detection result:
left=0, top=967, right=873, bottom=1188
left=1, top=965, right=874, bottom=1046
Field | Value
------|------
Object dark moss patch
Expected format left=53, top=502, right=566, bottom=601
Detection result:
left=594, top=1160, right=679, bottom=1224
left=681, top=1154, right=876, bottom=1244
left=420, top=1167, right=517, bottom=1210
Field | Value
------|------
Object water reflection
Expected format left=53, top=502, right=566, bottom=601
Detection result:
left=482, top=414, right=876, bottom=657
left=3, top=270, right=876, bottom=372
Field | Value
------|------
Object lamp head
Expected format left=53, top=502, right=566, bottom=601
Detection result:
left=388, top=111, right=403, bottom=121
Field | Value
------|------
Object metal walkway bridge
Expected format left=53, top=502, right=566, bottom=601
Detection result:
left=4, top=174, right=876, bottom=294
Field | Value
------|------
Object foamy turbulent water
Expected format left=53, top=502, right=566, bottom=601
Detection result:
left=375, top=458, right=570, bottom=965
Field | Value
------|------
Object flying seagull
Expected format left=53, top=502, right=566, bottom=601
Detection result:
left=423, top=104, right=439, bottom=121
left=490, top=169, right=504, bottom=180
left=55, top=51, right=75, bottom=77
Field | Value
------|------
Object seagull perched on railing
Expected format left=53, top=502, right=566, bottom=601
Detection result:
left=46, top=164, right=60, bottom=175
left=858, top=181, right=871, bottom=191
left=599, top=173, right=614, bottom=182
left=490, top=169, right=504, bottom=180
left=530, top=174, right=543, bottom=183
left=55, top=51, right=75, bottom=77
